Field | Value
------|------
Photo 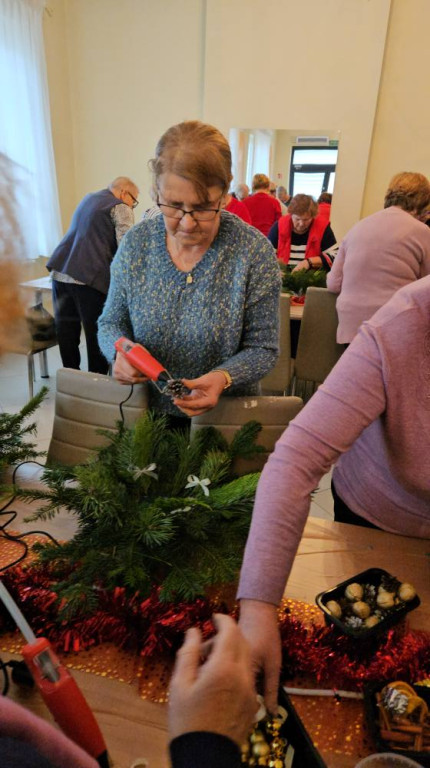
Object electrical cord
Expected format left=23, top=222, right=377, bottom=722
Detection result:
left=0, top=657, right=35, bottom=696
left=0, top=387, right=134, bottom=570
left=0, top=460, right=59, bottom=572
left=119, top=383, right=134, bottom=424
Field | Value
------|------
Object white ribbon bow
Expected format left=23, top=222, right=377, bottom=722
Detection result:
left=185, top=474, right=211, bottom=496
left=131, top=463, right=158, bottom=481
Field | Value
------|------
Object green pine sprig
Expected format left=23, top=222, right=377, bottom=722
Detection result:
left=0, top=387, right=48, bottom=488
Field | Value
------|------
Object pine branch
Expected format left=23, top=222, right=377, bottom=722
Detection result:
left=209, top=473, right=260, bottom=511
left=228, top=421, right=265, bottom=458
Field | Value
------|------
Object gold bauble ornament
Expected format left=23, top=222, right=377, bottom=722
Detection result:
left=352, top=600, right=371, bottom=619
left=364, top=614, right=380, bottom=628
left=398, top=583, right=416, bottom=602
left=250, top=731, right=265, bottom=743
left=252, top=742, right=270, bottom=758
left=326, top=599, right=342, bottom=618
left=376, top=590, right=395, bottom=609
left=345, top=582, right=363, bottom=601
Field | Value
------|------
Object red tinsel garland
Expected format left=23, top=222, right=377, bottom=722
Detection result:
left=1, top=566, right=430, bottom=690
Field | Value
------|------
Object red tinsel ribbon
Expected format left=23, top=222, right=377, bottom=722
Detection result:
left=1, top=566, right=430, bottom=690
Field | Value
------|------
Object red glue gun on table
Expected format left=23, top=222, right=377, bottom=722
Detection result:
left=0, top=581, right=110, bottom=768
left=114, top=337, right=190, bottom=399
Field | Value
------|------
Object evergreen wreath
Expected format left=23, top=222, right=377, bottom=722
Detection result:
left=281, top=265, right=327, bottom=296
left=18, top=411, right=263, bottom=618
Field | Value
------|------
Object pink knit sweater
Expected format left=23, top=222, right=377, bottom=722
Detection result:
left=238, top=276, right=430, bottom=605
left=326, top=206, right=430, bottom=343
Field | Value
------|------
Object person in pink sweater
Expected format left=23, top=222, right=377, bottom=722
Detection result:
left=327, top=172, right=430, bottom=343
left=238, top=275, right=430, bottom=712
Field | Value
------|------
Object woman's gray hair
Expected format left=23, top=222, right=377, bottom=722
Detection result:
left=149, top=121, right=232, bottom=204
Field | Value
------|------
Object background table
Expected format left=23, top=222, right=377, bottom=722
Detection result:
left=20, top=275, right=53, bottom=306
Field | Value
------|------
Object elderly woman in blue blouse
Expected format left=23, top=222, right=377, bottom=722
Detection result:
left=98, top=120, right=281, bottom=420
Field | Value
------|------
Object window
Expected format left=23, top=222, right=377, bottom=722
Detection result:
left=229, top=128, right=274, bottom=190
left=289, top=146, right=338, bottom=198
left=0, top=0, right=61, bottom=259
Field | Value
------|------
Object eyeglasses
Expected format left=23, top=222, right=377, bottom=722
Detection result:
left=157, top=196, right=222, bottom=222
left=127, top=191, right=139, bottom=208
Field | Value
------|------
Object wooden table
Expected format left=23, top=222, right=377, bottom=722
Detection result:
left=2, top=517, right=429, bottom=768
left=288, top=517, right=430, bottom=632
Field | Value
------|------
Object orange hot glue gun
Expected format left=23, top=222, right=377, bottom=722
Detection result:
left=0, top=581, right=110, bottom=768
left=114, top=337, right=190, bottom=398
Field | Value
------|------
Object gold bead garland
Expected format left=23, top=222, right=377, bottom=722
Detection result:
left=241, top=705, right=291, bottom=767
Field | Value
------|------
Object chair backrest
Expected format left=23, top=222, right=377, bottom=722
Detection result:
left=191, top=395, right=303, bottom=474
left=47, top=368, right=149, bottom=465
left=292, top=286, right=343, bottom=398
left=260, top=293, right=292, bottom=395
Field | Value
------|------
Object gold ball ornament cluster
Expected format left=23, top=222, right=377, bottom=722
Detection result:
left=241, top=703, right=289, bottom=767
left=324, top=577, right=417, bottom=631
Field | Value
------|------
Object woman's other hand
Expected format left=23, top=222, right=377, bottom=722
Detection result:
left=239, top=599, right=281, bottom=715
left=113, top=340, right=150, bottom=384
left=173, top=371, right=227, bottom=416
left=291, top=260, right=309, bottom=273
left=168, top=614, right=257, bottom=747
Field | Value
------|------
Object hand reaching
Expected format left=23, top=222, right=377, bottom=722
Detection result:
left=168, top=614, right=257, bottom=747
left=239, top=599, right=281, bottom=715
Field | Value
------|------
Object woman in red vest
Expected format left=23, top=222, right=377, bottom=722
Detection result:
left=268, top=193, right=336, bottom=271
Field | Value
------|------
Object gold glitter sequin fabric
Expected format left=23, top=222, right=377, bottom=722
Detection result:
left=0, top=536, right=376, bottom=764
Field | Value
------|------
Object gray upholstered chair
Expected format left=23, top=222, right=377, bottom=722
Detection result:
left=260, top=293, right=292, bottom=395
left=191, top=395, right=303, bottom=474
left=291, top=286, right=344, bottom=401
left=47, top=368, right=149, bottom=465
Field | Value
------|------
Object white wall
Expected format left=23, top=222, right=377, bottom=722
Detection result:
left=44, top=0, right=392, bottom=238
left=44, top=0, right=205, bottom=225
left=203, top=0, right=390, bottom=239
left=362, top=0, right=430, bottom=216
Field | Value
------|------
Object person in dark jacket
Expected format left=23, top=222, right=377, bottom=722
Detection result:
left=47, top=177, right=139, bottom=373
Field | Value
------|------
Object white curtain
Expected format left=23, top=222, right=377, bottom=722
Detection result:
left=0, top=0, right=61, bottom=259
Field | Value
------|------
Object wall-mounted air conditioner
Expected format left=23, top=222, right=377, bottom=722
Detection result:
left=295, top=136, right=330, bottom=145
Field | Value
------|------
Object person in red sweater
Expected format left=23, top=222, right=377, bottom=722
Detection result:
left=243, top=174, right=281, bottom=236
left=225, top=193, right=252, bottom=224
left=317, top=191, right=332, bottom=223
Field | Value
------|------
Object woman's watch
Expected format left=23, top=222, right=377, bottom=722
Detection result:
left=212, top=369, right=233, bottom=390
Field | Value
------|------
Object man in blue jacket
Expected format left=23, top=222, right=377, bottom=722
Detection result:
left=47, top=177, right=139, bottom=373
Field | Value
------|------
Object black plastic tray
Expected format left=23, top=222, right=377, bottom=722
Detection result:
left=278, top=687, right=328, bottom=767
left=364, top=683, right=430, bottom=767
left=315, top=568, right=420, bottom=639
